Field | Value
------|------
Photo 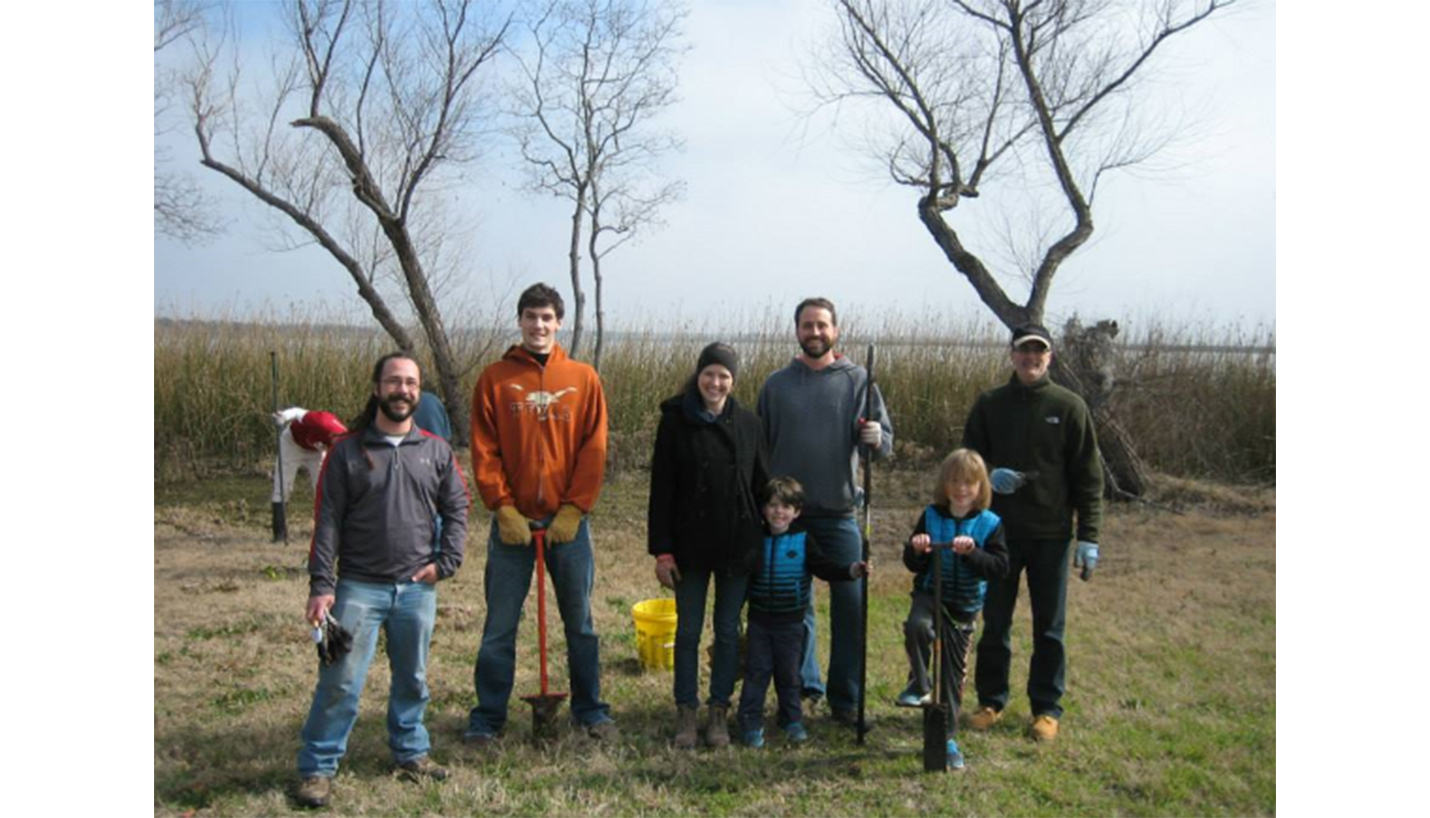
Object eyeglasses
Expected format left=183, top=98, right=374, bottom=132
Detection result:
left=380, top=377, right=420, bottom=389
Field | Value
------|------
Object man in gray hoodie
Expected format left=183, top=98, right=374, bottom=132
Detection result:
left=757, top=297, right=893, bottom=726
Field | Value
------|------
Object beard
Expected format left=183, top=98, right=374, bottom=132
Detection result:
left=378, top=394, right=415, bottom=423
left=799, top=336, right=832, bottom=359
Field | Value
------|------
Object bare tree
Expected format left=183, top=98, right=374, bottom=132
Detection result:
left=155, top=0, right=223, bottom=242
left=181, top=0, right=512, bottom=441
left=510, top=0, right=686, bottom=368
left=810, top=0, right=1236, bottom=495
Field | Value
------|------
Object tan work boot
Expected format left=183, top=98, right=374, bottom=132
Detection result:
left=1030, top=714, right=1060, bottom=742
left=396, top=755, right=449, bottom=782
left=965, top=705, right=1002, bottom=731
left=705, top=704, right=731, bottom=749
left=673, top=704, right=699, bottom=749
left=295, top=775, right=333, bottom=808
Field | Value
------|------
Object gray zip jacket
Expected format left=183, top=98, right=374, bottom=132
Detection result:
left=308, top=424, right=470, bottom=597
left=757, top=355, right=893, bottom=517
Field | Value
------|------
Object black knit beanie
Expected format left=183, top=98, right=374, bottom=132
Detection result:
left=696, top=342, right=739, bottom=380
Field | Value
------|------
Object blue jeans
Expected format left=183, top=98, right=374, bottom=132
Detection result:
left=673, top=567, right=749, bottom=708
left=797, top=515, right=864, bottom=714
left=297, top=578, right=437, bottom=777
left=467, top=516, right=611, bottom=735
left=975, top=538, right=1071, bottom=718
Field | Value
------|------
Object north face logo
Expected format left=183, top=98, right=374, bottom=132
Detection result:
left=1045, top=416, right=1060, bottom=424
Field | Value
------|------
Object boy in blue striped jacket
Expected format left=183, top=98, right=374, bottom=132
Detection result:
left=737, top=477, right=869, bottom=748
left=898, top=449, right=1010, bottom=769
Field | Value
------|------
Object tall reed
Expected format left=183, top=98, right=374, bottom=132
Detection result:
left=155, top=308, right=1275, bottom=485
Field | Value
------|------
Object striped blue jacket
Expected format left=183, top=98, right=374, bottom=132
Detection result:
left=903, top=506, right=1009, bottom=618
left=747, top=521, right=856, bottom=619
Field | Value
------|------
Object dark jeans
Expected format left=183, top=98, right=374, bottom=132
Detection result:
left=673, top=567, right=748, bottom=708
left=903, top=591, right=975, bottom=738
left=738, top=615, right=804, bottom=732
left=975, top=538, right=1071, bottom=718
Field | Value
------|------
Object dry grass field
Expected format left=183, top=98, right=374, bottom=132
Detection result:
left=154, top=464, right=1274, bottom=816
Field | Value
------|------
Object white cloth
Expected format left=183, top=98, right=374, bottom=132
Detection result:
left=273, top=425, right=328, bottom=502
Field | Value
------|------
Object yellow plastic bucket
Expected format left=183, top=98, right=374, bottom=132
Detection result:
left=632, top=598, right=677, bottom=672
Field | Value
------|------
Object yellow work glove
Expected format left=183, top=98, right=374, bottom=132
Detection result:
left=548, top=503, right=584, bottom=544
left=496, top=505, right=532, bottom=546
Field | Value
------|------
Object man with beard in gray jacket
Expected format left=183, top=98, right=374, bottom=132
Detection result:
left=295, top=352, right=470, bottom=809
left=757, top=297, right=893, bottom=728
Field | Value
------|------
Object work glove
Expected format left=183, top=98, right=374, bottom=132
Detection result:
left=315, top=610, right=354, bottom=667
left=989, top=467, right=1026, bottom=495
left=549, top=503, right=584, bottom=544
left=1074, top=541, right=1099, bottom=581
left=655, top=554, right=681, bottom=589
left=496, top=505, right=532, bottom=546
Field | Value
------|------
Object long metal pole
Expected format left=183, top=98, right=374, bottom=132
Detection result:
left=857, top=343, right=876, bottom=745
left=271, top=351, right=288, bottom=545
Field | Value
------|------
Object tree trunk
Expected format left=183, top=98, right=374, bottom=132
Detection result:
left=566, top=188, right=587, bottom=357
left=590, top=229, right=605, bottom=373
left=1053, top=317, right=1149, bottom=499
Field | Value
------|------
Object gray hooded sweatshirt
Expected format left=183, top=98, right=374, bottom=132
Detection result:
left=757, top=355, right=893, bottom=517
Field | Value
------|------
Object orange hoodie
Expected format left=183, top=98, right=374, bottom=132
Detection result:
left=470, top=343, right=608, bottom=518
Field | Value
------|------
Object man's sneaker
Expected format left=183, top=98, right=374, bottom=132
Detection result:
left=966, top=705, right=1002, bottom=731
left=1030, top=714, right=1059, bottom=743
left=801, top=688, right=824, bottom=711
left=397, top=755, right=449, bottom=782
left=295, top=775, right=332, bottom=808
left=586, top=718, right=620, bottom=742
left=462, top=728, right=498, bottom=749
left=783, top=721, right=810, bottom=745
left=895, top=686, right=930, bottom=708
left=742, top=728, right=765, bottom=748
left=831, top=709, right=869, bottom=730
left=945, top=739, right=966, bottom=771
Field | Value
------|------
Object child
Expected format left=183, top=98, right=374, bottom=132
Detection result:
left=737, top=477, right=869, bottom=748
left=897, top=448, right=1009, bottom=770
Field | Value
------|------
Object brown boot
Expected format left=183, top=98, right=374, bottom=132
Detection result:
left=673, top=704, right=699, bottom=749
left=295, top=775, right=332, bottom=808
left=705, top=704, right=730, bottom=749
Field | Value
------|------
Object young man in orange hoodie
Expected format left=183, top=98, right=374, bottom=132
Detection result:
left=464, top=283, right=617, bottom=745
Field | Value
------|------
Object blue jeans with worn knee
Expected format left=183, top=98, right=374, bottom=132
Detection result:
left=467, top=516, right=611, bottom=736
left=797, top=515, right=864, bottom=714
left=673, top=567, right=748, bottom=708
left=297, top=578, right=437, bottom=777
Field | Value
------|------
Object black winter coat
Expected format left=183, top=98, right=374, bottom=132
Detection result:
left=647, top=391, right=770, bottom=574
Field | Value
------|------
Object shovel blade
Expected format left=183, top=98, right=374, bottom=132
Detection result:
left=520, top=692, right=569, bottom=742
left=922, top=703, right=950, bottom=772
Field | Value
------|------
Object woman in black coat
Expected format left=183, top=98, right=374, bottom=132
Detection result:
left=648, top=342, right=769, bottom=749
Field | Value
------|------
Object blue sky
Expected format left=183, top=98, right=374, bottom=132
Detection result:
left=153, top=0, right=1276, bottom=332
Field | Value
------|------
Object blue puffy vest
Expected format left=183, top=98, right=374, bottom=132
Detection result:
left=749, top=528, right=815, bottom=616
left=914, top=506, right=1001, bottom=617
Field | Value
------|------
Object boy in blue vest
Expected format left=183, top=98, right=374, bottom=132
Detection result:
left=897, top=449, right=1010, bottom=769
left=738, top=477, right=869, bottom=748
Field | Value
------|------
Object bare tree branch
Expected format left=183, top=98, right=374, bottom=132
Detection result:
left=510, top=0, right=687, bottom=365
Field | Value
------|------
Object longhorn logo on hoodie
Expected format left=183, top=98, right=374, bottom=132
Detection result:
left=507, top=384, right=577, bottom=421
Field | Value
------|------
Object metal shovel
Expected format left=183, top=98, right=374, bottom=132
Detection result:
left=520, top=522, right=568, bottom=742
left=922, top=541, right=952, bottom=772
